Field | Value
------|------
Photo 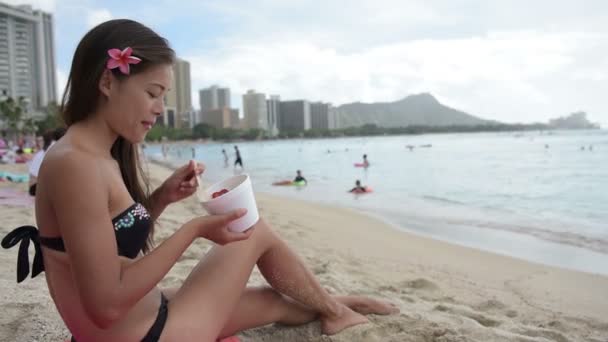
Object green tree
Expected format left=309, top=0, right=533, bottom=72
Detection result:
left=242, top=128, right=264, bottom=140
left=192, top=123, right=216, bottom=139
left=213, top=127, right=240, bottom=141
left=0, top=96, right=28, bottom=134
left=35, top=102, right=63, bottom=135
left=145, top=125, right=192, bottom=142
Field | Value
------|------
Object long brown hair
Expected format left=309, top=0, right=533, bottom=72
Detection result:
left=61, top=19, right=175, bottom=252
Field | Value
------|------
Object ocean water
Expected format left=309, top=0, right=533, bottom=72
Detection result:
left=146, top=130, right=608, bottom=275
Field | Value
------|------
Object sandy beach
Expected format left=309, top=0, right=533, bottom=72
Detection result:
left=1, top=160, right=607, bottom=341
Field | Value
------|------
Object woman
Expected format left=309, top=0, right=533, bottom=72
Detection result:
left=2, top=19, right=397, bottom=342
left=27, top=132, right=52, bottom=196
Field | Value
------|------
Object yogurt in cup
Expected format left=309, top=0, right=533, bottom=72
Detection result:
left=200, top=174, right=259, bottom=232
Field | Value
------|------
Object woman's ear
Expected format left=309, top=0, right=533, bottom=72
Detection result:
left=98, top=69, right=113, bottom=98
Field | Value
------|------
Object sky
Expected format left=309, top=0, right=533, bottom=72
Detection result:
left=6, top=0, right=608, bottom=126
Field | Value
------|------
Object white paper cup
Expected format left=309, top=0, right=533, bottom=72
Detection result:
left=200, top=174, right=260, bottom=232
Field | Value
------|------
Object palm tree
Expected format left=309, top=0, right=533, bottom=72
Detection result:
left=0, top=96, right=28, bottom=135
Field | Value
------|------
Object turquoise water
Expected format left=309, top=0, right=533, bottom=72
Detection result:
left=147, top=130, right=608, bottom=275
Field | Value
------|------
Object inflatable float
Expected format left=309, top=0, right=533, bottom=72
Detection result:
left=272, top=180, right=307, bottom=186
left=350, top=186, right=373, bottom=194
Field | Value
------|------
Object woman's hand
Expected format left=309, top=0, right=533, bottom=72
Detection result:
left=190, top=209, right=254, bottom=245
left=157, top=160, right=204, bottom=206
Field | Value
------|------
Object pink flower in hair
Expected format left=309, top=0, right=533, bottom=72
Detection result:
left=106, top=47, right=141, bottom=75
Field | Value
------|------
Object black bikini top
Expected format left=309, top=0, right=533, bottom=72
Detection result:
left=1, top=203, right=151, bottom=283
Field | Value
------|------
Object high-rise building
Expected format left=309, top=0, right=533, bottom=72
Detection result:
left=199, top=85, right=230, bottom=113
left=198, top=85, right=233, bottom=129
left=242, top=89, right=268, bottom=131
left=160, top=59, right=193, bottom=129
left=217, top=87, right=230, bottom=109
left=201, top=107, right=239, bottom=129
left=266, top=95, right=280, bottom=136
left=199, top=86, right=217, bottom=113
left=163, top=106, right=177, bottom=128
left=161, top=64, right=177, bottom=128
left=309, top=102, right=331, bottom=130
left=327, top=105, right=337, bottom=130
left=172, top=58, right=192, bottom=127
left=0, top=3, right=56, bottom=110
left=279, top=100, right=310, bottom=132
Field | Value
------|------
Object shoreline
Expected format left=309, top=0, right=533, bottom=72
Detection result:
left=149, top=154, right=608, bottom=277
left=143, top=127, right=606, bottom=145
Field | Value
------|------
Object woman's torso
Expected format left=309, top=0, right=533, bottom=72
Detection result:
left=36, top=139, right=161, bottom=341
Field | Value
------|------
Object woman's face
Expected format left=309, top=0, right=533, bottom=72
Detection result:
left=104, top=64, right=173, bottom=143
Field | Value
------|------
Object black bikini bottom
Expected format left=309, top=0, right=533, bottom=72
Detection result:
left=71, top=292, right=169, bottom=342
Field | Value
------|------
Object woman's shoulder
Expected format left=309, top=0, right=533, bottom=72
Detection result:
left=39, top=141, right=112, bottom=205
left=42, top=141, right=104, bottom=181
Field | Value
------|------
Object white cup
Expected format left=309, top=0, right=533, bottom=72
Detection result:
left=200, top=174, right=260, bottom=232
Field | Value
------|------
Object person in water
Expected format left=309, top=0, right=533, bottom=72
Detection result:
left=294, top=170, right=307, bottom=184
left=234, top=145, right=243, bottom=169
left=1, top=19, right=397, bottom=342
left=349, top=180, right=367, bottom=193
left=362, top=154, right=369, bottom=167
left=272, top=170, right=307, bottom=186
left=222, top=148, right=229, bottom=166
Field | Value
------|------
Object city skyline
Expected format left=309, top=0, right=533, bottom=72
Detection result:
left=0, top=2, right=56, bottom=110
left=3, top=0, right=607, bottom=127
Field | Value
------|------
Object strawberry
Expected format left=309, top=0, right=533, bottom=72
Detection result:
left=211, top=189, right=230, bottom=199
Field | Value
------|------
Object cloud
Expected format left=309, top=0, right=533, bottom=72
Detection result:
left=184, top=30, right=607, bottom=124
left=45, top=0, right=608, bottom=125
left=86, top=8, right=113, bottom=29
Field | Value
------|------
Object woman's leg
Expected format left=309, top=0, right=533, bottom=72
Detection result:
left=161, top=219, right=369, bottom=341
left=163, top=286, right=399, bottom=339
left=164, top=286, right=317, bottom=338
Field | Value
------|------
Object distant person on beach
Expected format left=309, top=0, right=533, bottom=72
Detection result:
left=161, top=144, right=168, bottom=158
left=28, top=133, right=51, bottom=195
left=0, top=131, right=6, bottom=149
left=349, top=180, right=367, bottom=193
left=234, top=145, right=243, bottom=169
left=222, top=148, right=229, bottom=166
left=1, top=19, right=396, bottom=342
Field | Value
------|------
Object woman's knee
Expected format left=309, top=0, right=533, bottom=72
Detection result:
left=250, top=218, right=277, bottom=243
left=249, top=286, right=288, bottom=319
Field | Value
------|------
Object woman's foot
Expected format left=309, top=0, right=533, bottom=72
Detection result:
left=335, top=296, right=400, bottom=315
left=320, top=304, right=369, bottom=335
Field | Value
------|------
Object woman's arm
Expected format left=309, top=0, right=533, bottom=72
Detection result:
left=148, top=186, right=169, bottom=221
left=147, top=160, right=204, bottom=221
